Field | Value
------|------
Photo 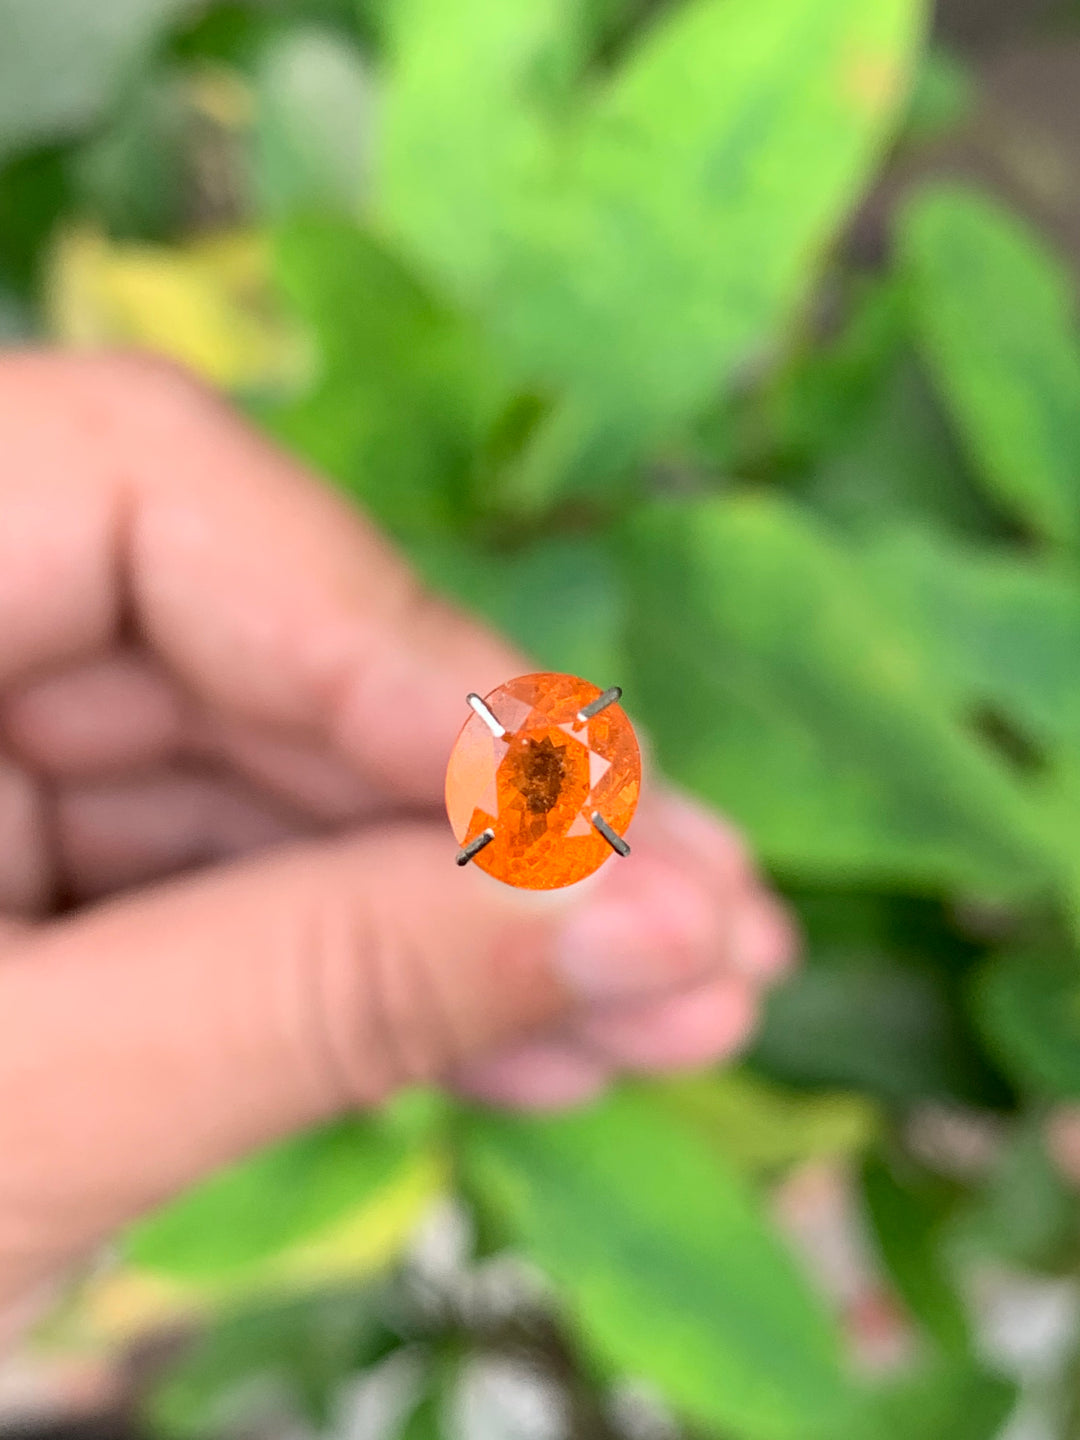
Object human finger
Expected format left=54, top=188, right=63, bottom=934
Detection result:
left=0, top=799, right=727, bottom=1306
left=0, top=352, right=523, bottom=805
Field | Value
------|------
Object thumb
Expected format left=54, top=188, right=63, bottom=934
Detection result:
left=0, top=808, right=721, bottom=1306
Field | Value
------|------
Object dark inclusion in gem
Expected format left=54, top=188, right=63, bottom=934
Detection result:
left=445, top=672, right=641, bottom=890
left=517, top=736, right=567, bottom=815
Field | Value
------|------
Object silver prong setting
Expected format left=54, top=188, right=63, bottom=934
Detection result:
left=467, top=692, right=507, bottom=738
left=456, top=828, right=496, bottom=866
left=577, top=686, right=623, bottom=724
left=592, top=812, right=630, bottom=857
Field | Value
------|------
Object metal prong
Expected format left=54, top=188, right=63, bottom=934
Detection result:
left=577, top=686, right=623, bottom=723
left=456, top=828, right=495, bottom=866
left=467, top=693, right=507, bottom=738
left=592, top=812, right=630, bottom=857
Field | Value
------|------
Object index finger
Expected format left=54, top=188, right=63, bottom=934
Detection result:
left=0, top=352, right=523, bottom=803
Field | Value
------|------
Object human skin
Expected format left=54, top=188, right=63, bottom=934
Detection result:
left=0, top=353, right=795, bottom=1336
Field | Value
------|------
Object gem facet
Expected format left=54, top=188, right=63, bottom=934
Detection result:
left=445, top=673, right=641, bottom=889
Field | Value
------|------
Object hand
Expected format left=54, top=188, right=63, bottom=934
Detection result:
left=0, top=353, right=795, bottom=1334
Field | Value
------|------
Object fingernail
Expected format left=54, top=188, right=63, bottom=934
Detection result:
left=578, top=975, right=756, bottom=1072
left=554, top=860, right=718, bottom=1005
left=453, top=1040, right=610, bottom=1111
left=728, top=896, right=799, bottom=980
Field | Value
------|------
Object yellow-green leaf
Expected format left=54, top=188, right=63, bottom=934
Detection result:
left=381, top=0, right=927, bottom=501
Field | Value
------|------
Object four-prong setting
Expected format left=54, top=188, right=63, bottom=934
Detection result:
left=446, top=674, right=640, bottom=889
left=466, top=692, right=507, bottom=738
left=576, top=685, right=622, bottom=725
left=591, top=811, right=631, bottom=858
left=456, top=828, right=496, bottom=866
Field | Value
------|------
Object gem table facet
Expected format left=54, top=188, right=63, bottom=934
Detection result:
left=445, top=673, right=641, bottom=889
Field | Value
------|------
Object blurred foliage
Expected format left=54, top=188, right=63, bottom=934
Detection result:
left=7, top=0, right=1080, bottom=1436
left=462, top=1087, right=848, bottom=1438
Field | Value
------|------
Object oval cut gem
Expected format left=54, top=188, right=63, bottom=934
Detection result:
left=445, top=672, right=641, bottom=889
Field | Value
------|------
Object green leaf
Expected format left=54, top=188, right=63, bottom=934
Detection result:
left=976, top=948, right=1080, bottom=1100
left=657, top=1071, right=879, bottom=1178
left=253, top=28, right=375, bottom=219
left=265, top=217, right=499, bottom=536
left=381, top=0, right=926, bottom=502
left=765, top=277, right=909, bottom=464
left=956, top=1120, right=1077, bottom=1271
left=901, top=185, right=1080, bottom=549
left=409, top=532, right=623, bottom=684
left=149, top=1287, right=401, bottom=1438
left=848, top=1361, right=1015, bottom=1440
left=0, top=0, right=198, bottom=163
left=0, top=147, right=70, bottom=296
left=461, top=1086, right=848, bottom=1440
left=857, top=528, right=1080, bottom=914
left=380, top=0, right=580, bottom=299
left=620, top=494, right=1049, bottom=892
left=796, top=356, right=992, bottom=540
left=901, top=47, right=974, bottom=144
left=861, top=526, right=1080, bottom=751
left=861, top=1155, right=968, bottom=1354
left=754, top=953, right=996, bottom=1105
left=73, top=67, right=190, bottom=242
left=755, top=276, right=992, bottom=538
left=398, top=1381, right=446, bottom=1440
left=126, top=1115, right=418, bottom=1279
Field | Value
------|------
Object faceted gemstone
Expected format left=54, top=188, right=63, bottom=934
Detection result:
left=445, top=672, right=641, bottom=890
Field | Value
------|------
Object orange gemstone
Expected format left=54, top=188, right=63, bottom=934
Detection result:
left=445, top=673, right=641, bottom=890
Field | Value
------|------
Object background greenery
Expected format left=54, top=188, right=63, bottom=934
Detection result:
left=6, top=0, right=1080, bottom=1436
